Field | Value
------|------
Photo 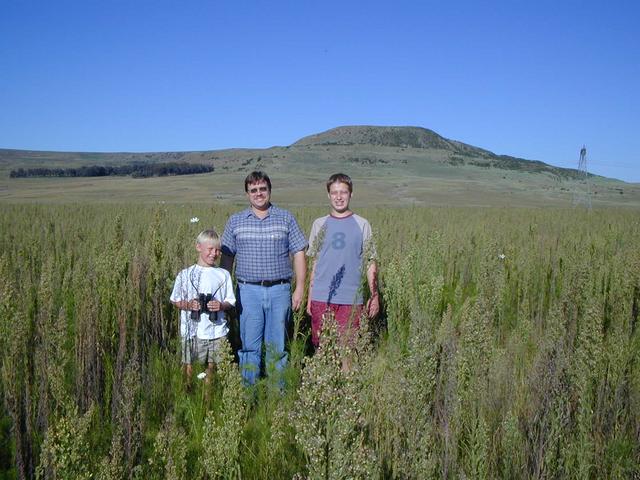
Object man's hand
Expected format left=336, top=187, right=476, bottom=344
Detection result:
left=292, top=250, right=306, bottom=311
left=292, top=286, right=304, bottom=311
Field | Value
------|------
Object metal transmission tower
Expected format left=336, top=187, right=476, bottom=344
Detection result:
left=573, top=145, right=592, bottom=209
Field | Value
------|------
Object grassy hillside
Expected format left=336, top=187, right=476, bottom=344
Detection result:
left=1, top=126, right=638, bottom=207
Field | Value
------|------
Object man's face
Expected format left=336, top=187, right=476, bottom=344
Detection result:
left=246, top=180, right=271, bottom=210
left=328, top=182, right=352, bottom=214
left=196, top=241, right=220, bottom=267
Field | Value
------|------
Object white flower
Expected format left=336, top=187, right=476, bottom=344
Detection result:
left=190, top=217, right=200, bottom=224
left=498, top=253, right=506, bottom=260
left=197, top=372, right=207, bottom=380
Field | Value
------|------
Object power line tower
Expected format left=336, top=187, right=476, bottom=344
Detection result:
left=573, top=144, right=592, bottom=209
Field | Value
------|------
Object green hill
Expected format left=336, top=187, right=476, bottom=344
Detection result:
left=1, top=126, right=638, bottom=207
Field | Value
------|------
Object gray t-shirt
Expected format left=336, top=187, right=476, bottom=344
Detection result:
left=307, top=213, right=376, bottom=305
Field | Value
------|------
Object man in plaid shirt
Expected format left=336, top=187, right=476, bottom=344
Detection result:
left=221, top=171, right=307, bottom=386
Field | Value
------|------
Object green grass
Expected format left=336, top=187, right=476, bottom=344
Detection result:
left=2, top=168, right=639, bottom=207
left=1, top=204, right=639, bottom=478
left=2, top=143, right=639, bottom=207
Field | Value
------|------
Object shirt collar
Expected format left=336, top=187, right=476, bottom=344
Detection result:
left=244, top=203, right=274, bottom=219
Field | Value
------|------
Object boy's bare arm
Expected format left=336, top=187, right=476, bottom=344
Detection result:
left=306, top=259, right=317, bottom=316
left=206, top=300, right=233, bottom=312
left=172, top=299, right=199, bottom=311
left=366, top=261, right=380, bottom=318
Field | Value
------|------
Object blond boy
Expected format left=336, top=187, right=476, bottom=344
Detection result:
left=170, top=229, right=235, bottom=387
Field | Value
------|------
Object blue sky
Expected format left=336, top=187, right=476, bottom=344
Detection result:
left=2, top=0, right=639, bottom=182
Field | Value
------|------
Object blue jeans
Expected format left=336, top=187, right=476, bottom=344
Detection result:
left=237, top=282, right=291, bottom=386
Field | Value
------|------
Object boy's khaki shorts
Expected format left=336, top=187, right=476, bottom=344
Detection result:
left=181, top=337, right=225, bottom=365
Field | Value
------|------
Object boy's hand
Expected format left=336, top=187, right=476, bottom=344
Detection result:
left=366, top=294, right=380, bottom=318
left=207, top=300, right=223, bottom=312
left=189, top=298, right=202, bottom=311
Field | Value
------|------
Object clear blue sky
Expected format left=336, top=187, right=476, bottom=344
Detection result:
left=2, top=0, right=639, bottom=182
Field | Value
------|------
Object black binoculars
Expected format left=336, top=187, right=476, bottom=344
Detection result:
left=190, top=293, right=213, bottom=320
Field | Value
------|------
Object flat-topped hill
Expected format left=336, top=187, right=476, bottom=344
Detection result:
left=293, top=125, right=471, bottom=151
left=1, top=126, right=637, bottom=207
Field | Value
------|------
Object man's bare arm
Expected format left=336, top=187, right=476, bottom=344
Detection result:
left=292, top=250, right=307, bottom=311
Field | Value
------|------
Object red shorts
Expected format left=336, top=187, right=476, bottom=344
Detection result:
left=310, top=300, right=363, bottom=348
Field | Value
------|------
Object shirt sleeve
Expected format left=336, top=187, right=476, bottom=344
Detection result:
left=170, top=269, right=188, bottom=302
left=221, top=271, right=236, bottom=307
left=361, top=218, right=377, bottom=261
left=307, top=217, right=326, bottom=257
left=220, top=215, right=237, bottom=257
left=287, top=212, right=308, bottom=254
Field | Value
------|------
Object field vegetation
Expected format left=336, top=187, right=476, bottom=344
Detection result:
left=9, top=162, right=214, bottom=179
left=1, top=203, right=639, bottom=479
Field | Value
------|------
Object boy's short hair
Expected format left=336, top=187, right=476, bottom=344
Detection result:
left=196, top=229, right=221, bottom=248
left=326, top=173, right=353, bottom=193
left=244, top=171, right=272, bottom=192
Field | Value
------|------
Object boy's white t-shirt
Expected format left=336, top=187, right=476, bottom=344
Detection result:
left=170, top=265, right=235, bottom=340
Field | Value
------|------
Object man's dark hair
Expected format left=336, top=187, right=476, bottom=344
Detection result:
left=244, top=171, right=272, bottom=192
left=326, top=173, right=353, bottom=193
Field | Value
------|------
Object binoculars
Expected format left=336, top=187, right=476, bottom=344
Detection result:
left=190, top=293, right=214, bottom=320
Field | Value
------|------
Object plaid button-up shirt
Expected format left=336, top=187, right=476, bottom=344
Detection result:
left=221, top=204, right=307, bottom=282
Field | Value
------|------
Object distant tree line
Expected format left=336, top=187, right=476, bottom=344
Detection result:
left=10, top=162, right=214, bottom=179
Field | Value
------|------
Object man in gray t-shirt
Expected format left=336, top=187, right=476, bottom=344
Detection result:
left=306, top=173, right=379, bottom=348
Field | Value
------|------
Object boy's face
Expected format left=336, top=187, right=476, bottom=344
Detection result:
left=196, top=241, right=220, bottom=267
left=328, top=181, right=352, bottom=215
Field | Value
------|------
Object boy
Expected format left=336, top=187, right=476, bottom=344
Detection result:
left=170, top=229, right=236, bottom=388
left=306, top=173, right=379, bottom=349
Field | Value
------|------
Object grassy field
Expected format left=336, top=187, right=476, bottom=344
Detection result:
left=2, top=168, right=639, bottom=208
left=2, top=142, right=639, bottom=207
left=1, top=202, right=639, bottom=479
